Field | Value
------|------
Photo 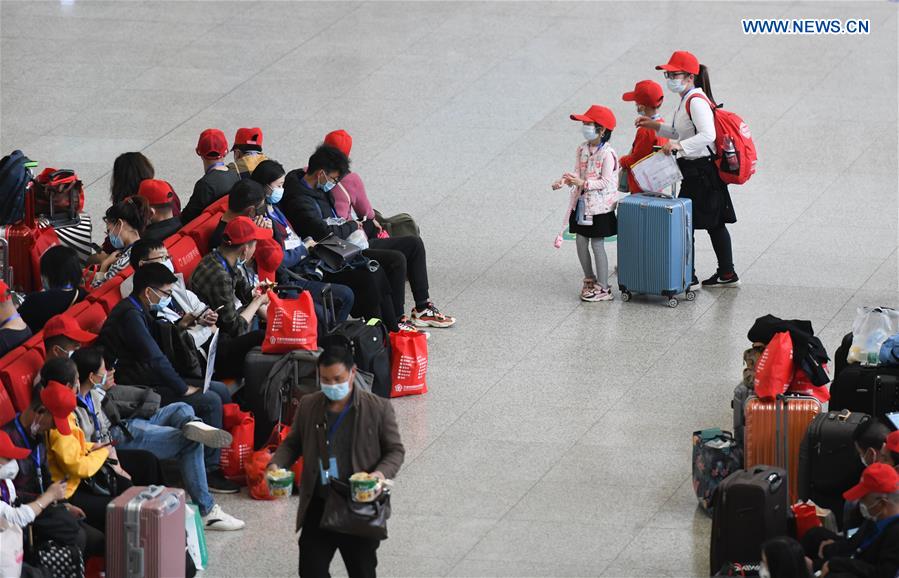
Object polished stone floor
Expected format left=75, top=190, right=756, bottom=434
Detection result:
left=2, top=1, right=897, bottom=576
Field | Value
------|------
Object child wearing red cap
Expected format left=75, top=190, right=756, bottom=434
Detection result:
left=228, top=127, right=269, bottom=180
left=0, top=428, right=67, bottom=575
left=620, top=80, right=668, bottom=193
left=553, top=105, right=620, bottom=302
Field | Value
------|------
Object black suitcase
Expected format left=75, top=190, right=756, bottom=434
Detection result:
left=709, top=466, right=788, bottom=576
left=828, top=364, right=899, bottom=420
left=797, top=410, right=868, bottom=527
left=241, top=347, right=321, bottom=448
left=320, top=287, right=391, bottom=398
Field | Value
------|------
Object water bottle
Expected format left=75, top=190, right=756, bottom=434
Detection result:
left=723, top=136, right=739, bottom=173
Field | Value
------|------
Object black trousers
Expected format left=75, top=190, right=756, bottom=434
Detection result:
left=298, top=498, right=380, bottom=578
left=368, top=236, right=430, bottom=312
left=324, top=267, right=398, bottom=332
left=679, top=156, right=736, bottom=276
left=690, top=226, right=735, bottom=278
left=214, top=330, right=265, bottom=379
left=68, top=473, right=133, bottom=534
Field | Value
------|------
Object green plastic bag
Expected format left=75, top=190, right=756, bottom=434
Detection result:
left=185, top=503, right=208, bottom=570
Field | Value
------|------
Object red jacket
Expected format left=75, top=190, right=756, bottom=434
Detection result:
left=619, top=121, right=668, bottom=193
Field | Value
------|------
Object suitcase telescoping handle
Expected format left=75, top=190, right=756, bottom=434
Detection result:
left=124, top=485, right=180, bottom=578
left=775, top=394, right=790, bottom=508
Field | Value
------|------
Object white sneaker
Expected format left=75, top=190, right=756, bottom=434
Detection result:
left=203, top=504, right=246, bottom=531
left=183, top=421, right=233, bottom=449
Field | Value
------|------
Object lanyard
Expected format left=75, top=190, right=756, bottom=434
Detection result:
left=0, top=313, right=20, bottom=328
left=327, top=397, right=354, bottom=443
left=78, top=393, right=101, bottom=435
left=14, top=416, right=43, bottom=492
left=215, top=250, right=235, bottom=277
left=268, top=207, right=289, bottom=229
left=205, top=162, right=225, bottom=174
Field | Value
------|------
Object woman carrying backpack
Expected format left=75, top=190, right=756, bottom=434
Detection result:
left=637, top=50, right=739, bottom=287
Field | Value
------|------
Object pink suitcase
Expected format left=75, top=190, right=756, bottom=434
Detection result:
left=106, top=485, right=186, bottom=578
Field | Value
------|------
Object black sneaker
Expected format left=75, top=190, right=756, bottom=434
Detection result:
left=701, top=271, right=740, bottom=287
left=690, top=275, right=699, bottom=287
left=207, top=468, right=240, bottom=494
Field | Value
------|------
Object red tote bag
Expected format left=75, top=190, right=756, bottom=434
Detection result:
left=262, top=290, right=318, bottom=354
left=389, top=331, right=429, bottom=397
left=221, top=403, right=254, bottom=484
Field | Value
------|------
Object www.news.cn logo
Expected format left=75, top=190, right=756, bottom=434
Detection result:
left=742, top=18, right=870, bottom=34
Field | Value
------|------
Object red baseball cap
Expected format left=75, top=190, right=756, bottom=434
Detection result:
left=622, top=80, right=665, bottom=108
left=232, top=127, right=264, bottom=150
left=324, top=130, right=353, bottom=157
left=0, top=280, right=9, bottom=303
left=40, top=381, right=76, bottom=436
left=844, top=463, right=899, bottom=501
left=656, top=50, right=700, bottom=75
left=886, top=431, right=899, bottom=454
left=0, top=430, right=30, bottom=460
left=222, top=216, right=273, bottom=246
left=137, top=179, right=175, bottom=206
left=44, top=313, right=97, bottom=344
left=196, top=129, right=229, bottom=159
left=255, top=237, right=284, bottom=282
left=570, top=105, right=616, bottom=131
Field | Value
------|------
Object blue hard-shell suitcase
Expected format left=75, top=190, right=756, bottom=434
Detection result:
left=617, top=193, right=694, bottom=307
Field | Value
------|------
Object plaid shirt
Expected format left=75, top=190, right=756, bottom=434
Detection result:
left=189, top=250, right=255, bottom=338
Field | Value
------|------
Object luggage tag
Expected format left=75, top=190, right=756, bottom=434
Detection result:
left=319, top=456, right=338, bottom=485
left=315, top=423, right=338, bottom=485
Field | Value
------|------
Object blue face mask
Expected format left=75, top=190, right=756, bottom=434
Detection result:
left=321, top=180, right=336, bottom=193
left=108, top=225, right=125, bottom=250
left=149, top=289, right=171, bottom=313
left=92, top=372, right=107, bottom=389
left=322, top=380, right=350, bottom=401
left=267, top=187, right=284, bottom=205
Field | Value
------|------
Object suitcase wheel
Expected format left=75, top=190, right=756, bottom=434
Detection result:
left=621, top=291, right=632, bottom=302
left=685, top=290, right=696, bottom=302
left=667, top=297, right=679, bottom=308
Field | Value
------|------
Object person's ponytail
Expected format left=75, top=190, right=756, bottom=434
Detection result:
left=695, top=64, right=715, bottom=105
left=105, top=195, right=150, bottom=234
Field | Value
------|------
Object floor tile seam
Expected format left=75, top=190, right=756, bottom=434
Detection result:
left=818, top=249, right=899, bottom=335
left=76, top=4, right=371, bottom=190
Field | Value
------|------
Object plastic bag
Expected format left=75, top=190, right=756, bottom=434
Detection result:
left=389, top=331, right=428, bottom=397
left=346, top=228, right=369, bottom=250
left=185, top=504, right=208, bottom=570
left=788, top=368, right=830, bottom=403
left=221, top=404, right=254, bottom=483
left=791, top=501, right=822, bottom=540
left=753, top=332, right=794, bottom=400
left=246, top=446, right=277, bottom=501
left=880, top=333, right=899, bottom=366
left=849, top=307, right=899, bottom=365
left=262, top=290, right=317, bottom=353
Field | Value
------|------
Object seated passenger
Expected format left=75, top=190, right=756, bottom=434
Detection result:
left=207, top=179, right=269, bottom=250
left=126, top=238, right=264, bottom=381
left=0, top=280, right=31, bottom=358
left=98, top=263, right=237, bottom=493
left=189, top=217, right=271, bottom=339
left=41, top=357, right=132, bottom=534
left=71, top=347, right=244, bottom=531
left=18, top=245, right=87, bottom=332
left=181, top=129, right=240, bottom=225
left=42, top=313, right=97, bottom=362
left=760, top=537, right=812, bottom=578
left=227, top=127, right=269, bottom=180
left=0, top=431, right=67, bottom=578
left=92, top=196, right=150, bottom=288
left=137, top=179, right=183, bottom=242
left=323, top=130, right=456, bottom=329
left=822, top=463, right=899, bottom=578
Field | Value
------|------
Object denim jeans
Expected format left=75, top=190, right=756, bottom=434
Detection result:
left=109, top=403, right=215, bottom=516
left=171, top=380, right=232, bottom=468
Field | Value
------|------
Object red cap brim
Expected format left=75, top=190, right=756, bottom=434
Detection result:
left=2, top=445, right=31, bottom=460
left=53, top=416, right=72, bottom=436
left=65, top=327, right=98, bottom=344
left=622, top=91, right=637, bottom=102
left=570, top=114, right=593, bottom=122
left=256, top=228, right=274, bottom=241
left=655, top=63, right=681, bottom=71
left=843, top=481, right=871, bottom=502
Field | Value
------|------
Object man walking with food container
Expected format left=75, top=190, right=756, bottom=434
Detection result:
left=268, top=344, right=405, bottom=578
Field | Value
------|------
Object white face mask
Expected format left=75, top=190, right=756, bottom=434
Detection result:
left=582, top=125, right=599, bottom=141
left=861, top=453, right=870, bottom=468
left=29, top=422, right=41, bottom=438
left=0, top=460, right=18, bottom=480
left=666, top=77, right=685, bottom=93
left=162, top=258, right=175, bottom=274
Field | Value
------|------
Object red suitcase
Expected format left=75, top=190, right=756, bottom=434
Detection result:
left=0, top=187, right=62, bottom=293
left=106, top=485, right=186, bottom=578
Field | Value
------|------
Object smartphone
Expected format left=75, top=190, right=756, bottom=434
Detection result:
left=886, top=412, right=899, bottom=431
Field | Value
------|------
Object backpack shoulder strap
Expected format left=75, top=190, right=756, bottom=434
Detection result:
left=684, top=91, right=713, bottom=121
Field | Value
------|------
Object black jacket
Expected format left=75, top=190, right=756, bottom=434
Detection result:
left=281, top=169, right=358, bottom=242
left=143, top=217, right=183, bottom=243
left=828, top=517, right=899, bottom=578
left=99, top=297, right=188, bottom=396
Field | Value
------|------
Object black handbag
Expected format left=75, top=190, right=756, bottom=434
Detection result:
left=320, top=478, right=391, bottom=540
left=81, top=461, right=118, bottom=497
left=154, top=318, right=204, bottom=379
left=311, top=234, right=362, bottom=271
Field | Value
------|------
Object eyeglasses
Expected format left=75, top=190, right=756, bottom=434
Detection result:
left=664, top=72, right=689, bottom=79
left=151, top=287, right=173, bottom=298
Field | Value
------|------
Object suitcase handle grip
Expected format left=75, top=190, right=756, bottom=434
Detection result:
left=765, top=472, right=783, bottom=494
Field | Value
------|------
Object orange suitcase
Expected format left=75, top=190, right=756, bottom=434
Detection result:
left=744, top=394, right=822, bottom=503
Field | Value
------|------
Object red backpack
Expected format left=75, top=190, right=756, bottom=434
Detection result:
left=686, top=93, right=757, bottom=185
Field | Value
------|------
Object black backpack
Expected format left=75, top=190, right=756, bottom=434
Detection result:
left=0, top=150, right=36, bottom=225
left=323, top=319, right=391, bottom=398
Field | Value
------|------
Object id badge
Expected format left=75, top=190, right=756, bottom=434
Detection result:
left=319, top=456, right=338, bottom=485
